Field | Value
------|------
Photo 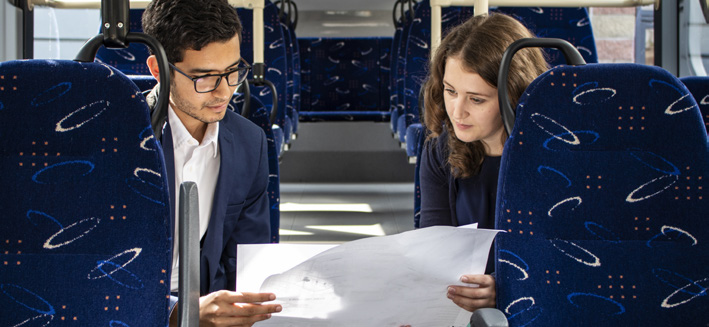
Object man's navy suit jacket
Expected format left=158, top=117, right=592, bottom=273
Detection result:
left=160, top=107, right=271, bottom=295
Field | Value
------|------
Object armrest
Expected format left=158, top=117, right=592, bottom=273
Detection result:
left=470, top=308, right=509, bottom=327
left=178, top=182, right=200, bottom=327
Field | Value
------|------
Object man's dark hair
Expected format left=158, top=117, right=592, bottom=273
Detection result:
left=143, top=0, right=242, bottom=64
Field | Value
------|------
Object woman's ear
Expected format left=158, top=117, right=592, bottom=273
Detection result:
left=146, top=55, right=161, bottom=83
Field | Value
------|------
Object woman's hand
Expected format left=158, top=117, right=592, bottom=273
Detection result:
left=447, top=274, right=496, bottom=312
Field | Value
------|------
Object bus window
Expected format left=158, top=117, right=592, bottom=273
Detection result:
left=33, top=7, right=98, bottom=59
left=683, top=0, right=709, bottom=76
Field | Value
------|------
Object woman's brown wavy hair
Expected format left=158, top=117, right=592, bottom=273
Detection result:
left=423, top=13, right=548, bottom=178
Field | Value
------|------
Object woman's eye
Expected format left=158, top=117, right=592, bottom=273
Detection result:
left=470, top=97, right=484, bottom=104
left=445, top=89, right=456, bottom=96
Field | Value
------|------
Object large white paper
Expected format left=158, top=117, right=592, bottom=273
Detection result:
left=237, top=226, right=500, bottom=327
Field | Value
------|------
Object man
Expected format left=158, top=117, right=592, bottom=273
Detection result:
left=142, top=0, right=280, bottom=325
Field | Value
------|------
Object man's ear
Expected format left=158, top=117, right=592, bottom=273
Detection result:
left=146, top=55, right=161, bottom=83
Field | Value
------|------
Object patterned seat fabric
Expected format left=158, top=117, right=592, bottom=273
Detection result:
left=389, top=12, right=407, bottom=134
left=0, top=60, right=171, bottom=326
left=298, top=37, right=392, bottom=122
left=680, top=76, right=709, bottom=132
left=495, top=63, right=708, bottom=326
left=282, top=19, right=301, bottom=135
left=500, top=7, right=598, bottom=66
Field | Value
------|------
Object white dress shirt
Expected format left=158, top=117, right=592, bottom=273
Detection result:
left=168, top=105, right=221, bottom=292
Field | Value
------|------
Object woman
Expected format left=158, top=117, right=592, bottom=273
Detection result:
left=419, top=13, right=548, bottom=312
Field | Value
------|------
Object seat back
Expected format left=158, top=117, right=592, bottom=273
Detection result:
left=500, top=7, right=598, bottom=66
left=495, top=63, right=708, bottom=326
left=391, top=4, right=417, bottom=134
left=282, top=19, right=302, bottom=134
left=0, top=60, right=171, bottom=326
left=680, top=76, right=709, bottom=132
left=298, top=37, right=392, bottom=122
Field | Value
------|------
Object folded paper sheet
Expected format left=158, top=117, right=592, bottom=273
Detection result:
left=237, top=226, right=500, bottom=327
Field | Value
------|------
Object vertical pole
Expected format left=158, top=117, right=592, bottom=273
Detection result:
left=253, top=4, right=264, bottom=65
left=431, top=4, right=441, bottom=56
left=474, top=0, right=488, bottom=16
left=21, top=0, right=33, bottom=59
left=654, top=0, right=679, bottom=75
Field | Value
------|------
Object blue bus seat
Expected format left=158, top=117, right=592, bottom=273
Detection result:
left=281, top=19, right=301, bottom=136
left=494, top=63, right=708, bottom=326
left=390, top=12, right=406, bottom=134
left=0, top=59, right=172, bottom=326
left=680, top=76, right=709, bottom=132
left=391, top=5, right=417, bottom=136
left=298, top=37, right=392, bottom=122
left=390, top=0, right=417, bottom=135
left=500, top=7, right=598, bottom=66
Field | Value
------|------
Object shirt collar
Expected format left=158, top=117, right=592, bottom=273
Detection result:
left=167, top=105, right=219, bottom=157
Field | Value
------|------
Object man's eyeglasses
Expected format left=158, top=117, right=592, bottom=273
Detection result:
left=169, top=58, right=251, bottom=93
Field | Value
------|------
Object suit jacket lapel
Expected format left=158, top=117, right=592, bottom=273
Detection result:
left=201, top=115, right=236, bottom=293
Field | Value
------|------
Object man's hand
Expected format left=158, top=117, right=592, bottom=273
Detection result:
left=447, top=274, right=496, bottom=312
left=169, top=290, right=281, bottom=327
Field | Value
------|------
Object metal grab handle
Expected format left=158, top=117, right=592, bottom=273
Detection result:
left=237, top=81, right=252, bottom=118
left=393, top=0, right=403, bottom=27
left=276, top=0, right=298, bottom=29
left=393, top=0, right=417, bottom=27
left=498, top=38, right=586, bottom=134
left=249, top=78, right=279, bottom=125
left=289, top=0, right=298, bottom=30
left=701, top=0, right=709, bottom=23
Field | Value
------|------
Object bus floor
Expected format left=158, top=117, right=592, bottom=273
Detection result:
left=278, top=121, right=417, bottom=243
left=279, top=182, right=415, bottom=243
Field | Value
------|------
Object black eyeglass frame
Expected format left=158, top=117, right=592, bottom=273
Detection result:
left=168, top=58, right=251, bottom=93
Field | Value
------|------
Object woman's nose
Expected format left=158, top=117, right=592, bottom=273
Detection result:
left=451, top=98, right=467, bottom=120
